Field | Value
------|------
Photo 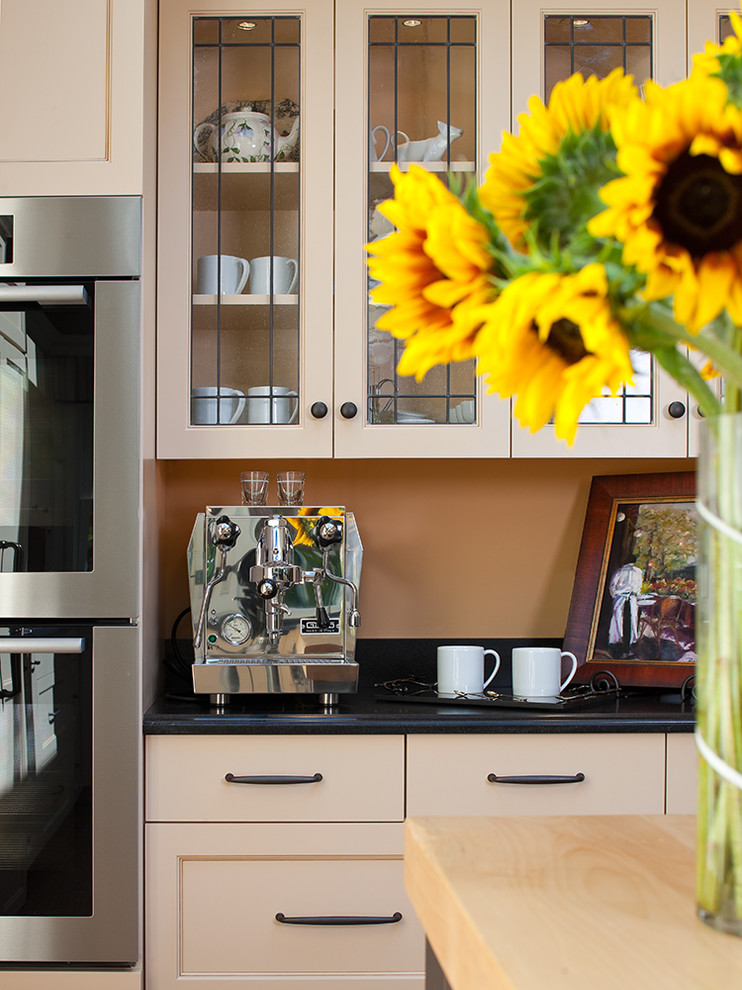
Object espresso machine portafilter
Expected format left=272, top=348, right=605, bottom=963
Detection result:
left=188, top=506, right=362, bottom=706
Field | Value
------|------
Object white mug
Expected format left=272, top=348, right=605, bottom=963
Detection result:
left=437, top=645, right=501, bottom=698
left=249, top=256, right=299, bottom=295
left=191, top=386, right=246, bottom=425
left=511, top=647, right=578, bottom=700
left=246, top=385, right=299, bottom=424
left=370, top=124, right=391, bottom=162
left=196, top=254, right=250, bottom=294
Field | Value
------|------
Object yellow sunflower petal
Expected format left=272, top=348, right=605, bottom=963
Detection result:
left=591, top=72, right=742, bottom=329
left=480, top=68, right=638, bottom=247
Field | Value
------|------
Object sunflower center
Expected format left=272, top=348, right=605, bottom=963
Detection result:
left=534, top=318, right=589, bottom=365
left=653, top=151, right=742, bottom=255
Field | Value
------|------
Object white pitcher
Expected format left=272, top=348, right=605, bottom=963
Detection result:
left=395, top=121, right=463, bottom=163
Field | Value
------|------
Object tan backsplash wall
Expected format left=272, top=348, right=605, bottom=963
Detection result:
left=157, top=457, right=692, bottom=642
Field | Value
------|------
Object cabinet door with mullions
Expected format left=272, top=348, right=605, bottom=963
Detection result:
left=510, top=0, right=689, bottom=458
left=158, top=0, right=334, bottom=458
left=334, top=0, right=512, bottom=458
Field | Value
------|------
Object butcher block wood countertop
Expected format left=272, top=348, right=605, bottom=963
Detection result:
left=404, top=815, right=742, bottom=989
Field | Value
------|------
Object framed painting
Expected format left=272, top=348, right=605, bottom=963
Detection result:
left=565, top=472, right=697, bottom=689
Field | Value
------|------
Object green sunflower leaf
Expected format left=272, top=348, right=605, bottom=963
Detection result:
left=521, top=124, right=621, bottom=250
left=713, top=52, right=742, bottom=108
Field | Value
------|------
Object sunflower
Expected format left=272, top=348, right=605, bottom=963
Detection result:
left=366, top=164, right=497, bottom=380
left=692, top=10, right=742, bottom=82
left=472, top=264, right=634, bottom=444
left=588, top=73, right=742, bottom=332
left=478, top=68, right=638, bottom=250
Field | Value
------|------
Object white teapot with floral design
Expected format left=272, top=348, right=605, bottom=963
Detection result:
left=194, top=110, right=299, bottom=163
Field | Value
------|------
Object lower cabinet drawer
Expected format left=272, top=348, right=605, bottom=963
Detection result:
left=406, top=733, right=666, bottom=817
left=146, top=822, right=425, bottom=990
left=146, top=734, right=404, bottom=823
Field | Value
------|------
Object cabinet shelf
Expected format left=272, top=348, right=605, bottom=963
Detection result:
left=369, top=161, right=475, bottom=173
left=193, top=294, right=298, bottom=305
left=193, top=162, right=300, bottom=174
left=193, top=165, right=299, bottom=212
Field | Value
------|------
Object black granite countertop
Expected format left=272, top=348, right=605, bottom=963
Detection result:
left=150, top=636, right=695, bottom=735
left=144, top=686, right=695, bottom=735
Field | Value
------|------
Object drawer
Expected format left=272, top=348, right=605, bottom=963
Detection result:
left=666, top=732, right=697, bottom=814
left=407, top=733, right=666, bottom=817
left=146, top=734, right=405, bottom=823
left=146, top=822, right=425, bottom=990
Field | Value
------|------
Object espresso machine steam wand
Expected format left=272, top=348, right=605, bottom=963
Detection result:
left=193, top=515, right=241, bottom=649
left=312, top=518, right=361, bottom=629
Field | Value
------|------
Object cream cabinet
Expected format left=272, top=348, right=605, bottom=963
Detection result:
left=0, top=0, right=148, bottom=196
left=157, top=0, right=335, bottom=458
left=157, top=0, right=512, bottom=460
left=666, top=731, right=698, bottom=814
left=333, top=1, right=511, bottom=458
left=145, top=730, right=695, bottom=986
left=145, top=734, right=425, bottom=989
left=157, top=0, right=711, bottom=460
left=406, top=733, right=668, bottom=817
left=509, top=0, right=692, bottom=459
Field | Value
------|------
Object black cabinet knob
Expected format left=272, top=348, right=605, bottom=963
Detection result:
left=668, top=401, right=686, bottom=419
left=340, top=402, right=358, bottom=419
left=310, top=401, right=328, bottom=419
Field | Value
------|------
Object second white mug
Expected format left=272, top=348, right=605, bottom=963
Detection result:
left=511, top=647, right=578, bottom=700
left=196, top=254, right=250, bottom=294
left=437, top=645, right=501, bottom=698
left=249, top=256, right=299, bottom=295
left=245, top=386, right=298, bottom=424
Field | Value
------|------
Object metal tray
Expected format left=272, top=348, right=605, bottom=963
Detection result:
left=375, top=688, right=619, bottom=712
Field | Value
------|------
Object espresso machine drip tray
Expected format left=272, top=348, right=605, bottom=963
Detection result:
left=192, top=658, right=359, bottom=697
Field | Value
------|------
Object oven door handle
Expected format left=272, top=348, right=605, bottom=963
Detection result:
left=0, top=638, right=85, bottom=654
left=0, top=284, right=89, bottom=306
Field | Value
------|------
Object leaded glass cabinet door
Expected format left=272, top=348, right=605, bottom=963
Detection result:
left=157, top=0, right=333, bottom=458
left=334, top=0, right=511, bottom=458
left=510, top=0, right=690, bottom=458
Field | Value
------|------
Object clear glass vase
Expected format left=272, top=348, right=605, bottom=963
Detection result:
left=696, top=412, right=742, bottom=936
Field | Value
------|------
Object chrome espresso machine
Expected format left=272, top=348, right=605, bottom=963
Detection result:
left=188, top=506, right=362, bottom=706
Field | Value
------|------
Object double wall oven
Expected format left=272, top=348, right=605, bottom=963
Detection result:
left=0, top=197, right=141, bottom=965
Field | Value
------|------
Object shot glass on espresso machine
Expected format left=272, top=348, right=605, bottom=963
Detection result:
left=276, top=470, right=305, bottom=506
left=240, top=470, right=270, bottom=505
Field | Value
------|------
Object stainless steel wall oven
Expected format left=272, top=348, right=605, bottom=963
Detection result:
left=0, top=197, right=140, bottom=965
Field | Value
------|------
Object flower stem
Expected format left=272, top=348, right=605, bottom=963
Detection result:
left=697, top=410, right=742, bottom=933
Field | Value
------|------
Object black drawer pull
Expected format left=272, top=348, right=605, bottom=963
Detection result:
left=275, top=912, right=403, bottom=926
left=487, top=772, right=586, bottom=785
left=225, top=772, right=323, bottom=785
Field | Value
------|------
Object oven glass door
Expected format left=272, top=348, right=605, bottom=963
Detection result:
left=0, top=279, right=139, bottom=620
left=0, top=286, right=94, bottom=575
left=0, top=627, right=91, bottom=917
left=0, top=625, right=138, bottom=964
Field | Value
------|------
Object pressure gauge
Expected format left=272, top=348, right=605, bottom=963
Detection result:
left=221, top=613, right=252, bottom=646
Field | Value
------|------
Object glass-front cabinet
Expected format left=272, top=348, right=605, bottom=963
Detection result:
left=158, top=0, right=511, bottom=458
left=510, top=0, right=690, bottom=458
left=158, top=0, right=334, bottom=457
left=334, top=0, right=511, bottom=457
left=158, top=0, right=709, bottom=460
